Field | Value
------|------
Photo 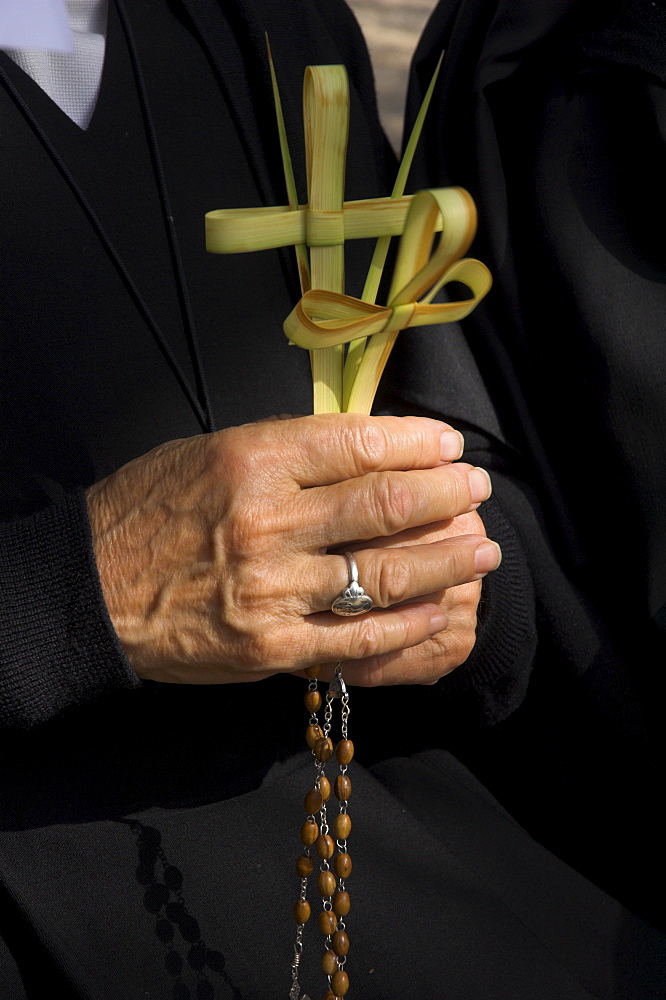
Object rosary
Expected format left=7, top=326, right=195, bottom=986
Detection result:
left=289, top=550, right=370, bottom=1000
left=290, top=660, right=353, bottom=1000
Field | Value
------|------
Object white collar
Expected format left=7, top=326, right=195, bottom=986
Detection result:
left=1, top=0, right=109, bottom=129
left=0, top=0, right=74, bottom=52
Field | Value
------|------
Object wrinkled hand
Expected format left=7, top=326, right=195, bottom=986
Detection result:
left=335, top=509, right=487, bottom=686
left=86, top=414, right=500, bottom=685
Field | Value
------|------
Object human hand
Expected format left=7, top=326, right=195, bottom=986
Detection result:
left=326, top=509, right=490, bottom=687
left=86, top=414, right=500, bottom=684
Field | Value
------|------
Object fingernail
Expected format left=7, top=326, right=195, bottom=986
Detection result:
left=440, top=430, right=464, bottom=461
left=468, top=467, right=492, bottom=504
left=474, top=540, right=502, bottom=575
left=429, top=611, right=449, bottom=634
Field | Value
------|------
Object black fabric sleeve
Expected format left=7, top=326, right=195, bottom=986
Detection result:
left=437, top=489, right=537, bottom=726
left=423, top=466, right=602, bottom=731
left=439, top=468, right=603, bottom=724
left=0, top=491, right=140, bottom=730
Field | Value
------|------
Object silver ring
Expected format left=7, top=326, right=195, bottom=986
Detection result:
left=330, top=551, right=375, bottom=616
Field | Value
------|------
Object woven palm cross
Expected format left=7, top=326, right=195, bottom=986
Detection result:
left=206, top=63, right=491, bottom=415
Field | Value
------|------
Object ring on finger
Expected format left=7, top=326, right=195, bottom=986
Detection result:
left=331, top=551, right=375, bottom=616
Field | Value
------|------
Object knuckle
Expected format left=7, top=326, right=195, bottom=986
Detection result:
left=444, top=542, right=476, bottom=585
left=207, top=425, right=267, bottom=484
left=450, top=466, right=473, bottom=511
left=462, top=579, right=483, bottom=610
left=225, top=612, right=294, bottom=673
left=338, top=418, right=389, bottom=476
left=224, top=506, right=264, bottom=558
left=206, top=428, right=240, bottom=475
left=438, top=464, right=473, bottom=514
left=404, top=615, right=430, bottom=650
left=351, top=617, right=383, bottom=661
left=238, top=628, right=275, bottom=669
left=223, top=502, right=283, bottom=562
left=360, top=657, right=385, bottom=687
left=440, top=608, right=478, bottom=670
left=456, top=630, right=477, bottom=664
left=222, top=559, right=283, bottom=622
left=376, top=554, right=413, bottom=607
left=445, top=630, right=476, bottom=670
left=216, top=603, right=264, bottom=667
left=415, top=633, right=454, bottom=681
left=372, top=473, right=413, bottom=534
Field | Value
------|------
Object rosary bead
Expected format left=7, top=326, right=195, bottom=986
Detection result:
left=331, top=970, right=350, bottom=996
left=333, top=813, right=352, bottom=840
left=334, top=775, right=352, bottom=801
left=321, top=949, right=339, bottom=976
left=315, top=834, right=335, bottom=859
left=331, top=930, right=350, bottom=956
left=306, top=724, right=324, bottom=750
left=304, top=690, right=322, bottom=713
left=296, top=854, right=315, bottom=878
left=315, top=737, right=334, bottom=762
left=322, top=992, right=338, bottom=1000
left=335, top=739, right=354, bottom=765
left=304, top=788, right=323, bottom=814
left=318, top=775, right=331, bottom=801
left=301, top=818, right=319, bottom=846
left=332, top=891, right=350, bottom=916
left=317, top=870, right=337, bottom=896
left=305, top=664, right=321, bottom=678
left=333, top=852, right=352, bottom=879
left=293, top=899, right=311, bottom=923
left=318, top=909, right=338, bottom=936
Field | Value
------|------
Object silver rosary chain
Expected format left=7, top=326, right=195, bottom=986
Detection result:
left=288, top=662, right=351, bottom=998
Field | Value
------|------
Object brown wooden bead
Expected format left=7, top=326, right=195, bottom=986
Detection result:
left=315, top=834, right=335, bottom=859
left=305, top=664, right=321, bottom=678
left=335, top=739, right=354, bottom=765
left=293, top=899, right=311, bottom=923
left=318, top=909, right=337, bottom=935
left=304, top=689, right=322, bottom=712
left=321, top=949, right=339, bottom=976
left=331, top=970, right=349, bottom=996
left=322, top=992, right=337, bottom=1000
left=306, top=724, right=324, bottom=750
left=333, top=852, right=352, bottom=878
left=331, top=930, right=350, bottom=956
left=332, top=891, right=350, bottom=916
left=304, top=787, right=323, bottom=814
left=317, top=870, right=337, bottom=896
left=333, top=813, right=352, bottom=840
left=296, top=854, right=315, bottom=878
left=318, top=774, right=331, bottom=801
left=300, top=818, right=319, bottom=846
left=334, top=775, right=352, bottom=801
left=314, top=737, right=333, bottom=762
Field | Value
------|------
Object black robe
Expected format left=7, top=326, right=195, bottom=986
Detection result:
left=408, top=0, right=666, bottom=929
left=0, top=1, right=663, bottom=996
